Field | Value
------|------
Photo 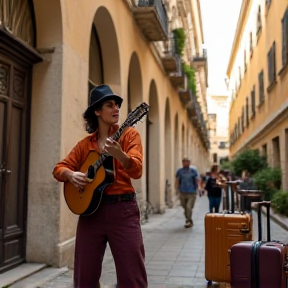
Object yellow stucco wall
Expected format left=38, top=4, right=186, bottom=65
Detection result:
left=227, top=0, right=288, bottom=188
left=24, top=0, right=211, bottom=268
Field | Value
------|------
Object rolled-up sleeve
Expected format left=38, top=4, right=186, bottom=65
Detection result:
left=120, top=128, right=143, bottom=179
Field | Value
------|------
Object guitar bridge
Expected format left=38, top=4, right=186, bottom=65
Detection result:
left=86, top=165, right=95, bottom=182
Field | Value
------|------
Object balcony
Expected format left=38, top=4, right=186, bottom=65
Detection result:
left=131, top=0, right=168, bottom=41
left=161, top=37, right=178, bottom=73
left=186, top=95, right=200, bottom=119
left=191, top=48, right=207, bottom=67
left=169, top=57, right=187, bottom=89
left=178, top=89, right=192, bottom=106
left=186, top=98, right=209, bottom=147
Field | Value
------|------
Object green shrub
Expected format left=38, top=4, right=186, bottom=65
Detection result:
left=173, top=28, right=186, bottom=56
left=271, top=190, right=288, bottom=217
left=182, top=63, right=196, bottom=95
left=220, top=160, right=232, bottom=171
left=254, top=167, right=282, bottom=200
left=231, top=148, right=267, bottom=177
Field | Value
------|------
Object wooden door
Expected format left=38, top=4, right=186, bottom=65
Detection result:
left=0, top=48, right=35, bottom=273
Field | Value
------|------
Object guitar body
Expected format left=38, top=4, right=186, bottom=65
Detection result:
left=64, top=151, right=114, bottom=216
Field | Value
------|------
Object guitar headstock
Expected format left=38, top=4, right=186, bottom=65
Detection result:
left=124, top=102, right=149, bottom=127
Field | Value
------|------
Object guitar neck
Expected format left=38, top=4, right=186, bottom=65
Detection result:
left=91, top=124, right=128, bottom=172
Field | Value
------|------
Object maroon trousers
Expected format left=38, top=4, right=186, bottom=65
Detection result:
left=74, top=199, right=147, bottom=288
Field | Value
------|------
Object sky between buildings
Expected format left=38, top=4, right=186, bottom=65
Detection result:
left=200, top=0, right=242, bottom=97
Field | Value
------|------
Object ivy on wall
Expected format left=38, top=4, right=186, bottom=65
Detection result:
left=173, top=28, right=197, bottom=96
left=172, top=28, right=186, bottom=56
left=182, top=63, right=196, bottom=95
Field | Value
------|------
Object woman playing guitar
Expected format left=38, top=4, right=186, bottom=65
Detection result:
left=53, top=84, right=147, bottom=288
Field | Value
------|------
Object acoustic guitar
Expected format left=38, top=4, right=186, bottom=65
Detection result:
left=64, top=102, right=149, bottom=216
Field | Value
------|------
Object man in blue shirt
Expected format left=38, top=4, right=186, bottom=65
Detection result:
left=175, top=157, right=200, bottom=228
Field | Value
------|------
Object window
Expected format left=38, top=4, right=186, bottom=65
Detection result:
left=246, top=97, right=249, bottom=127
left=265, top=0, right=272, bottom=15
left=257, top=5, right=262, bottom=39
left=272, top=136, right=280, bottom=168
left=238, top=66, right=242, bottom=85
left=262, top=144, right=267, bottom=157
left=250, top=32, right=253, bottom=57
left=241, top=106, right=245, bottom=131
left=218, top=141, right=228, bottom=149
left=251, top=86, right=256, bottom=117
left=238, top=117, right=242, bottom=135
left=267, top=42, right=276, bottom=87
left=281, top=8, right=288, bottom=68
left=258, top=70, right=265, bottom=104
left=213, top=153, right=218, bottom=164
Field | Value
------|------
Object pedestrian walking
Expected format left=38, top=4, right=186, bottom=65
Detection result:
left=175, top=157, right=200, bottom=228
left=205, top=165, right=223, bottom=213
left=52, top=85, right=148, bottom=288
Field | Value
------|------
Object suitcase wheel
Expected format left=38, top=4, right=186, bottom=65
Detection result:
left=207, top=280, right=212, bottom=286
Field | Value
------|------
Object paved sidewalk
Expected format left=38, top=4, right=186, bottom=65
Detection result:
left=9, top=194, right=288, bottom=288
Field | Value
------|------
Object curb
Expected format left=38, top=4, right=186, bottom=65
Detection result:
left=252, top=206, right=288, bottom=232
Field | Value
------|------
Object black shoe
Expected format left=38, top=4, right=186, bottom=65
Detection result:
left=184, top=220, right=193, bottom=228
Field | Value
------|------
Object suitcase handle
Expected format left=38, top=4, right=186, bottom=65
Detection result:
left=257, top=201, right=271, bottom=241
left=225, top=181, right=237, bottom=213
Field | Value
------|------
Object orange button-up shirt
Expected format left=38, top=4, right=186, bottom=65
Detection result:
left=52, top=125, right=143, bottom=195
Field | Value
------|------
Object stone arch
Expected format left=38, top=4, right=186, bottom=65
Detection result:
left=92, top=6, right=121, bottom=93
left=127, top=52, right=143, bottom=113
left=127, top=52, right=143, bottom=194
left=164, top=98, right=173, bottom=207
left=147, top=80, right=160, bottom=212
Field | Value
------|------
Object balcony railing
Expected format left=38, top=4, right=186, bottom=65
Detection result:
left=191, top=48, right=207, bottom=66
left=161, top=36, right=178, bottom=73
left=169, top=57, right=186, bottom=89
left=186, top=96, right=209, bottom=147
left=131, top=0, right=168, bottom=41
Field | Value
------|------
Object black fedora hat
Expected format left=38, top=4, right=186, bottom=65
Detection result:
left=84, top=84, right=123, bottom=117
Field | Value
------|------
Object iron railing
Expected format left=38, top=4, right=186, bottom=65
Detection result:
left=137, top=0, right=168, bottom=37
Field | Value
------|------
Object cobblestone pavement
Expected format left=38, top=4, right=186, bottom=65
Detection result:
left=13, top=195, right=288, bottom=288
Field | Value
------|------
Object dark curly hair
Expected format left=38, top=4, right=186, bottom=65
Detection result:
left=83, top=101, right=104, bottom=133
left=83, top=112, right=99, bottom=133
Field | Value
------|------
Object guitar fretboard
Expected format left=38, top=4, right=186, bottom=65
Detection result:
left=90, top=123, right=129, bottom=174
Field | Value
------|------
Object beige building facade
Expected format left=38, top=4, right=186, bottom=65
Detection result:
left=227, top=0, right=288, bottom=188
left=208, top=95, right=230, bottom=166
left=0, top=0, right=209, bottom=272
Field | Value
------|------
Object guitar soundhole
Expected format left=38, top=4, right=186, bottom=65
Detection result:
left=86, top=165, right=95, bottom=181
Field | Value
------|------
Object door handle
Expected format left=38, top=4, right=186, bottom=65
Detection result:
left=0, top=168, right=11, bottom=174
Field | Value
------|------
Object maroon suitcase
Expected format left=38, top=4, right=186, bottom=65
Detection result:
left=230, top=201, right=288, bottom=288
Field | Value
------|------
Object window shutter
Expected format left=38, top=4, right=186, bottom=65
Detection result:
left=282, top=9, right=288, bottom=67
left=246, top=97, right=249, bottom=127
left=273, top=42, right=276, bottom=81
left=258, top=72, right=261, bottom=103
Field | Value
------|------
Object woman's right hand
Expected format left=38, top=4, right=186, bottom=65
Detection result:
left=68, top=171, right=87, bottom=190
